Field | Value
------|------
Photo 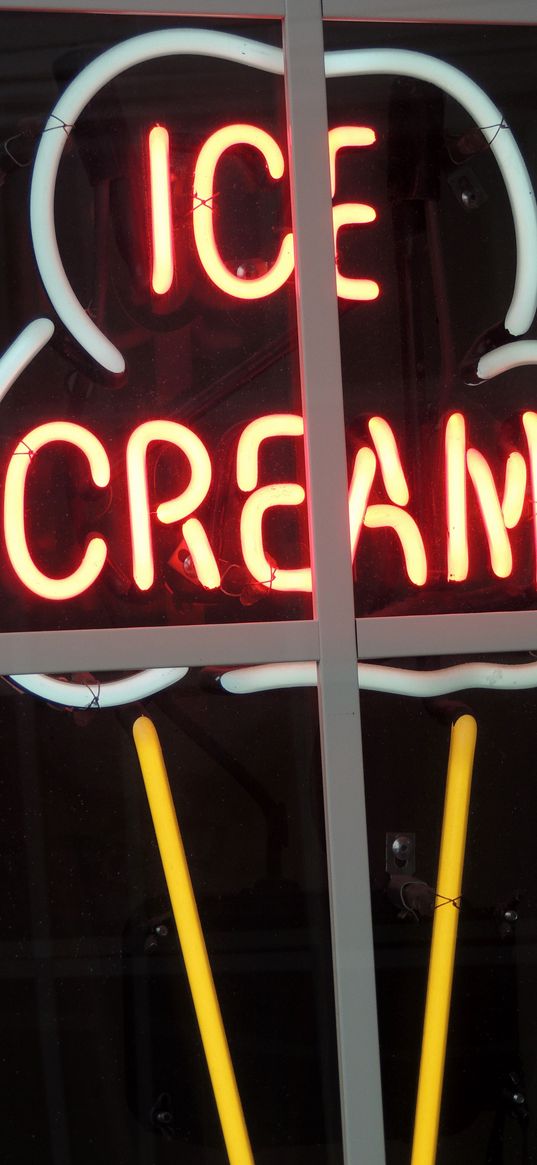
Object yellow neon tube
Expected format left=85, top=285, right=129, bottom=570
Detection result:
left=411, top=713, right=477, bottom=1165
left=132, top=715, right=255, bottom=1165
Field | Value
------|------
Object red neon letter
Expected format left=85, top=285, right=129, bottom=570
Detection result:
left=193, top=125, right=294, bottom=300
left=446, top=413, right=468, bottom=581
left=149, top=126, right=174, bottom=295
left=466, top=450, right=520, bottom=578
left=363, top=506, right=427, bottom=585
left=502, top=452, right=527, bottom=529
left=446, top=413, right=526, bottom=581
left=348, top=446, right=377, bottom=559
left=127, top=420, right=219, bottom=591
left=349, top=422, right=426, bottom=585
left=238, top=415, right=310, bottom=591
left=240, top=483, right=310, bottom=592
left=523, top=412, right=537, bottom=583
left=4, top=422, right=110, bottom=600
left=328, top=126, right=379, bottom=302
left=368, top=416, right=409, bottom=505
left=237, top=414, right=304, bottom=491
left=239, top=414, right=425, bottom=591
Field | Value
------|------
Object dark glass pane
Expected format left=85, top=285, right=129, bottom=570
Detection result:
left=0, top=670, right=341, bottom=1163
left=324, top=22, right=537, bottom=619
left=360, top=651, right=537, bottom=1164
left=0, top=13, right=310, bottom=630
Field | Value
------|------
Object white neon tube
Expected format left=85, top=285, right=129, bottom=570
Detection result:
left=219, top=659, right=537, bottom=697
left=30, top=31, right=283, bottom=375
left=11, top=653, right=537, bottom=708
left=30, top=34, right=537, bottom=376
left=9, top=667, right=188, bottom=709
left=477, top=340, right=537, bottom=380
left=324, top=48, right=537, bottom=338
left=0, top=319, right=54, bottom=402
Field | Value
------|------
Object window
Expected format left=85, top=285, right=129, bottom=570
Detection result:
left=1, top=4, right=537, bottom=1164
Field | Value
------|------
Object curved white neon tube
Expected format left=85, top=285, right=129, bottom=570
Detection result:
left=324, top=48, right=537, bottom=338
left=30, top=31, right=283, bottom=375
left=30, top=35, right=537, bottom=376
left=0, top=319, right=54, bottom=402
left=219, top=659, right=537, bottom=698
left=9, top=667, right=188, bottom=709
left=11, top=653, right=537, bottom=707
left=477, top=340, right=537, bottom=380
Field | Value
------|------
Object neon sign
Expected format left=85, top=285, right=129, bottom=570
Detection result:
left=4, top=411, right=537, bottom=602
left=3, top=22, right=537, bottom=710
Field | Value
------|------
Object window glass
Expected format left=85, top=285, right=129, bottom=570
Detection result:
left=0, top=12, right=311, bottom=631
left=1, top=667, right=342, bottom=1162
left=324, top=22, right=537, bottom=619
left=359, top=650, right=537, bottom=1163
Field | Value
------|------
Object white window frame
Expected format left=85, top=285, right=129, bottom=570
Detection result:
left=2, top=3, right=537, bottom=1163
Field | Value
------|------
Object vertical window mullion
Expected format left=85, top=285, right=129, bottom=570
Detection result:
left=283, top=3, right=385, bottom=1163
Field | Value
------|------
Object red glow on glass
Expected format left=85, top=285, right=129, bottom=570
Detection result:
left=193, top=125, right=294, bottom=300
left=126, top=420, right=217, bottom=591
left=4, top=422, right=110, bottom=600
left=149, top=126, right=174, bottom=295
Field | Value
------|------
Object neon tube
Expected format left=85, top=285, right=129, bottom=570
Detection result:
left=236, top=415, right=304, bottom=492
left=9, top=668, right=188, bottom=709
left=348, top=447, right=377, bottom=559
left=328, top=126, right=378, bottom=300
left=126, top=420, right=213, bottom=591
left=0, top=319, right=54, bottom=403
left=502, top=452, right=527, bottom=529
left=132, top=716, right=255, bottom=1165
left=328, top=126, right=376, bottom=196
left=149, top=126, right=174, bottom=295
left=478, top=340, right=537, bottom=380
left=14, top=654, right=537, bottom=709
left=446, top=413, right=468, bottom=582
left=30, top=31, right=284, bottom=374
left=331, top=203, right=379, bottom=301
left=240, top=482, right=311, bottom=592
left=219, top=659, right=537, bottom=697
left=182, top=518, right=221, bottom=590
left=368, top=417, right=409, bottom=505
left=411, top=714, right=477, bottom=1165
left=193, top=124, right=294, bottom=300
left=363, top=505, right=427, bottom=585
left=522, top=411, right=537, bottom=584
left=466, top=449, right=513, bottom=578
left=4, top=421, right=110, bottom=601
